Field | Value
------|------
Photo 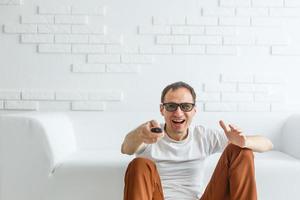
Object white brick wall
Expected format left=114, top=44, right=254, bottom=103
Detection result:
left=4, top=101, right=39, bottom=110
left=1, top=2, right=297, bottom=112
left=0, top=0, right=23, bottom=5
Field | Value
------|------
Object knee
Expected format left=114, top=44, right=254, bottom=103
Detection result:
left=226, top=143, right=254, bottom=161
left=127, top=157, right=156, bottom=173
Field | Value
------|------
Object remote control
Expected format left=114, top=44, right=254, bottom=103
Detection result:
left=151, top=127, right=163, bottom=133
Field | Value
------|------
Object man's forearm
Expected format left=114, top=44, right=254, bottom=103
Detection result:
left=245, top=135, right=273, bottom=153
left=121, top=129, right=144, bottom=155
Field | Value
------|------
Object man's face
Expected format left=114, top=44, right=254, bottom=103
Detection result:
left=160, top=87, right=196, bottom=140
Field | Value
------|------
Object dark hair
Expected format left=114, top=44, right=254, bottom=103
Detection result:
left=161, top=81, right=196, bottom=103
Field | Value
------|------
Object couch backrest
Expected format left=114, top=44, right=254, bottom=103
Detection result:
left=66, top=111, right=292, bottom=151
left=280, top=114, right=300, bottom=159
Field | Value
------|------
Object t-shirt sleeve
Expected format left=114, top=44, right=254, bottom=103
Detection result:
left=135, top=143, right=150, bottom=156
left=195, top=125, right=228, bottom=155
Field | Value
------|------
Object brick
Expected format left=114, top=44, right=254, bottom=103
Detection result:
left=4, top=101, right=38, bottom=110
left=221, top=74, right=253, bottom=83
left=251, top=17, right=286, bottom=26
left=190, top=36, right=222, bottom=45
left=21, top=34, right=54, bottom=43
left=156, top=35, right=189, bottom=45
left=256, top=34, right=289, bottom=45
left=121, top=55, right=153, bottom=64
left=254, top=75, right=286, bottom=83
left=270, top=8, right=300, bottom=17
left=223, top=36, right=255, bottom=45
left=38, top=5, right=71, bottom=14
left=72, top=25, right=106, bottom=34
left=55, top=15, right=88, bottom=24
left=186, top=16, right=218, bottom=25
left=138, top=25, right=171, bottom=34
left=105, top=45, right=139, bottom=54
left=21, top=91, right=55, bottom=100
left=89, top=91, right=123, bottom=101
left=271, top=46, right=300, bottom=55
left=56, top=91, right=88, bottom=100
left=71, top=101, right=105, bottom=111
left=21, top=15, right=54, bottom=24
left=252, top=0, right=283, bottom=7
left=285, top=0, right=300, bottom=7
left=89, top=35, right=122, bottom=44
left=72, top=6, right=106, bottom=15
left=72, top=44, right=104, bottom=53
left=0, top=101, right=3, bottom=109
left=222, top=93, right=253, bottom=102
left=38, top=44, right=71, bottom=53
left=0, top=0, right=23, bottom=5
left=199, top=92, right=220, bottom=101
left=152, top=16, right=186, bottom=25
left=171, top=26, right=204, bottom=35
left=0, top=91, right=20, bottom=100
left=198, top=0, right=219, bottom=7
left=219, top=17, right=251, bottom=26
left=255, top=93, right=284, bottom=102
left=204, top=82, right=236, bottom=92
left=238, top=103, right=270, bottom=112
left=205, top=27, right=236, bottom=35
left=238, top=83, right=270, bottom=92
left=55, top=34, right=88, bottom=43
left=4, top=24, right=37, bottom=33
left=236, top=8, right=269, bottom=16
left=88, top=55, right=121, bottom=63
left=220, top=0, right=251, bottom=7
left=204, top=102, right=237, bottom=112
left=72, top=64, right=106, bottom=73
left=38, top=101, right=71, bottom=111
left=173, top=45, right=205, bottom=54
left=271, top=103, right=288, bottom=112
left=237, top=46, right=270, bottom=55
left=206, top=46, right=237, bottom=55
left=202, top=8, right=235, bottom=16
left=139, top=45, right=172, bottom=54
left=38, top=24, right=71, bottom=33
left=106, top=64, right=140, bottom=73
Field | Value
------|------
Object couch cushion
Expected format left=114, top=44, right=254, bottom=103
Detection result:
left=202, top=150, right=300, bottom=200
left=46, top=150, right=132, bottom=200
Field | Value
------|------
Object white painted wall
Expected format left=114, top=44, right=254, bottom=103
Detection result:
left=1, top=0, right=300, bottom=113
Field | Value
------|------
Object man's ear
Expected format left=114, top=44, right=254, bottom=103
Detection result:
left=160, top=104, right=164, bottom=116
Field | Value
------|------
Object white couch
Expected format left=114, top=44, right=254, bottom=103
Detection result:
left=0, top=112, right=300, bottom=200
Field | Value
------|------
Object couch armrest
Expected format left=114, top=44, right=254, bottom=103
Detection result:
left=280, top=114, right=300, bottom=159
left=0, top=112, right=77, bottom=200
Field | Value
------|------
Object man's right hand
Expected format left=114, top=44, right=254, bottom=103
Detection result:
left=137, top=120, right=164, bottom=144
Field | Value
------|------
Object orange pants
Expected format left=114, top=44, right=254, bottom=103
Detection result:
left=123, top=144, right=257, bottom=200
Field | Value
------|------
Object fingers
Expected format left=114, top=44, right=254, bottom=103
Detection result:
left=149, top=120, right=160, bottom=128
left=140, top=120, right=164, bottom=144
left=219, top=120, right=230, bottom=133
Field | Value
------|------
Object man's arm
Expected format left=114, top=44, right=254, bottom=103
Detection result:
left=219, top=120, right=273, bottom=153
left=121, top=120, right=164, bottom=155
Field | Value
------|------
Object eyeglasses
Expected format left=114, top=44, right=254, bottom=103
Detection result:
left=162, top=102, right=195, bottom=112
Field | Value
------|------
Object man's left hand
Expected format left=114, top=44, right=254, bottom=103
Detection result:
left=219, top=120, right=247, bottom=148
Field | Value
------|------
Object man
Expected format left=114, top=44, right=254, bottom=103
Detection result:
left=121, top=81, right=273, bottom=200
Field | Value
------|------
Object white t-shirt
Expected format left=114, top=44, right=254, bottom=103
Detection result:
left=136, top=125, right=228, bottom=200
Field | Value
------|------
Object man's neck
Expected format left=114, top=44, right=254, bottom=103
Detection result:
left=164, top=125, right=188, bottom=141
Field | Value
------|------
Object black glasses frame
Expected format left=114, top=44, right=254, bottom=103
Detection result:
left=162, top=102, right=195, bottom=112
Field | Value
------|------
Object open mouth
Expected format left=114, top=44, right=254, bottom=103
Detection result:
left=171, top=119, right=185, bottom=124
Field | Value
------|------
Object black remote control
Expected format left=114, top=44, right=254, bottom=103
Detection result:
left=151, top=127, right=163, bottom=133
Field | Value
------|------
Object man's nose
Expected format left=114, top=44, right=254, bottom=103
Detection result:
left=173, top=106, right=184, bottom=116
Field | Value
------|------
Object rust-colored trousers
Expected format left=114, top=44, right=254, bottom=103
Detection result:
left=123, top=144, right=257, bottom=200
